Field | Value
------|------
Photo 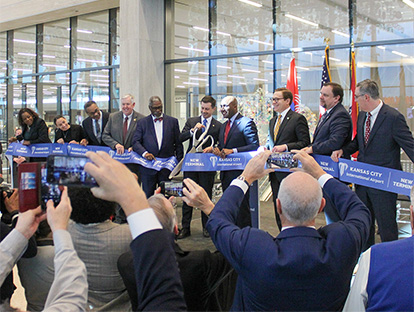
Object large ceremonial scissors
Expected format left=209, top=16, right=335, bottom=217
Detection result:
left=169, top=128, right=214, bottom=178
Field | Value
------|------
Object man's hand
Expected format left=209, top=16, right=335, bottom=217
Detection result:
left=80, top=139, right=88, bottom=146
left=241, top=150, right=273, bottom=184
left=46, top=187, right=72, bottom=232
left=331, top=149, right=343, bottom=162
left=220, top=148, right=233, bottom=159
left=85, top=151, right=148, bottom=216
left=212, top=147, right=221, bottom=156
left=145, top=153, right=156, bottom=161
left=56, top=138, right=65, bottom=144
left=22, top=140, right=31, bottom=146
left=15, top=206, right=46, bottom=239
left=128, top=147, right=133, bottom=152
left=69, top=140, right=79, bottom=144
left=182, top=178, right=215, bottom=216
left=301, top=146, right=313, bottom=154
left=115, top=144, right=125, bottom=154
left=8, top=137, right=17, bottom=143
left=291, top=150, right=326, bottom=180
left=203, top=146, right=213, bottom=153
left=4, top=189, right=18, bottom=213
left=13, top=156, right=26, bottom=165
left=272, top=145, right=287, bottom=153
left=192, top=122, right=204, bottom=132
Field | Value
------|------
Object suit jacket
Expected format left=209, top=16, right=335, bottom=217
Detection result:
left=82, top=111, right=110, bottom=146
left=130, top=229, right=187, bottom=311
left=102, top=110, right=144, bottom=150
left=265, top=110, right=310, bottom=151
left=206, top=178, right=370, bottom=311
left=54, top=124, right=85, bottom=143
left=132, top=114, right=184, bottom=167
left=343, top=103, right=414, bottom=169
left=17, top=117, right=51, bottom=144
left=312, top=103, right=352, bottom=155
left=218, top=113, right=259, bottom=152
left=179, top=116, right=222, bottom=153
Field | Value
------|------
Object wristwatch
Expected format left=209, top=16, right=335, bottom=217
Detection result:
left=236, top=175, right=250, bottom=187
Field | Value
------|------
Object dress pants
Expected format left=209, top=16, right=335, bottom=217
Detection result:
left=141, top=168, right=171, bottom=198
left=356, top=185, right=398, bottom=250
left=220, top=170, right=251, bottom=228
left=181, top=171, right=216, bottom=230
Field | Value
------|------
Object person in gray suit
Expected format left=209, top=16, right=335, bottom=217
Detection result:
left=102, top=94, right=144, bottom=155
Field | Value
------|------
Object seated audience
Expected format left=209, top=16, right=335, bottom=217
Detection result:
left=67, top=187, right=132, bottom=311
left=0, top=189, right=88, bottom=311
left=118, top=193, right=235, bottom=311
left=54, top=115, right=86, bottom=144
left=182, top=150, right=370, bottom=311
left=343, top=185, right=414, bottom=311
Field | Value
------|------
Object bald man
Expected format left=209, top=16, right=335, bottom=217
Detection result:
left=183, top=150, right=370, bottom=311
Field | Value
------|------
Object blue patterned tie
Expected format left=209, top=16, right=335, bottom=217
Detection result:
left=202, top=118, right=207, bottom=133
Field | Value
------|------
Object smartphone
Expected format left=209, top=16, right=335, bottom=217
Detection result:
left=160, top=181, right=184, bottom=197
left=266, top=152, right=299, bottom=169
left=41, top=163, right=63, bottom=211
left=18, top=162, right=41, bottom=212
left=46, top=155, right=98, bottom=188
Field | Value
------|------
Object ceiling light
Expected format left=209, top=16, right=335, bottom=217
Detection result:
left=248, top=39, right=273, bottom=47
left=291, top=47, right=303, bottom=52
left=77, top=58, right=106, bottom=64
left=77, top=47, right=102, bottom=52
left=392, top=50, right=408, bottom=57
left=296, top=66, right=310, bottom=70
left=217, top=31, right=231, bottom=36
left=43, top=64, right=67, bottom=68
left=174, top=76, right=180, bottom=79
left=175, top=69, right=187, bottom=73
left=228, top=75, right=245, bottom=79
left=240, top=82, right=247, bottom=85
left=403, top=0, right=414, bottom=9
left=217, top=65, right=231, bottom=69
left=77, top=82, right=87, bottom=85
left=238, top=0, right=262, bottom=8
left=64, top=45, right=71, bottom=49
left=179, top=46, right=209, bottom=53
left=188, top=61, right=198, bottom=64
left=217, top=80, right=232, bottom=83
left=305, top=52, right=313, bottom=55
left=242, top=69, right=261, bottom=73
left=377, top=46, right=386, bottom=50
left=199, top=72, right=209, bottom=75
left=332, top=30, right=350, bottom=38
left=253, top=78, right=268, bottom=82
left=193, top=26, right=209, bottom=32
left=285, top=14, right=318, bottom=27
left=0, top=60, right=7, bottom=63
left=262, top=60, right=272, bottom=64
left=43, top=55, right=56, bottom=59
left=13, top=39, right=35, bottom=44
left=94, top=80, right=109, bottom=83
left=183, top=82, right=199, bottom=86
left=242, top=57, right=250, bottom=60
left=18, top=53, right=36, bottom=57
left=77, top=29, right=93, bottom=34
left=190, top=77, right=208, bottom=81
left=177, top=86, right=186, bottom=88
left=90, top=74, right=108, bottom=78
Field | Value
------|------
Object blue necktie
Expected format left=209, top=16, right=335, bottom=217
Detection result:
left=202, top=118, right=207, bottom=133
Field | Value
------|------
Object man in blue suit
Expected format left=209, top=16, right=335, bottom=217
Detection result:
left=344, top=185, right=414, bottom=312
left=132, top=96, right=184, bottom=198
left=80, top=101, right=110, bottom=146
left=208, top=96, right=259, bottom=227
left=183, top=150, right=370, bottom=311
left=332, top=79, right=414, bottom=249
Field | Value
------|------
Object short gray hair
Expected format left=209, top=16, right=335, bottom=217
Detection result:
left=149, top=96, right=162, bottom=106
left=122, top=94, right=135, bottom=103
left=278, top=172, right=322, bottom=225
left=148, top=194, right=176, bottom=233
left=356, top=79, right=380, bottom=100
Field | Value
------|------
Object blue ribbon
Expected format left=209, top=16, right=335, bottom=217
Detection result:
left=6, top=143, right=178, bottom=172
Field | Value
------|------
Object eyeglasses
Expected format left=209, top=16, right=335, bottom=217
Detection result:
left=272, top=97, right=285, bottom=102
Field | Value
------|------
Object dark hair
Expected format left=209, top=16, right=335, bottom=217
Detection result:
left=84, top=100, right=97, bottom=111
left=68, top=187, right=116, bottom=224
left=200, top=95, right=216, bottom=108
left=17, top=108, right=39, bottom=127
left=53, top=115, right=65, bottom=126
left=356, top=79, right=380, bottom=100
left=323, top=82, right=344, bottom=104
left=275, top=87, right=293, bottom=105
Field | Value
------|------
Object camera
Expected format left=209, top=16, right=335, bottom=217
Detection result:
left=160, top=181, right=184, bottom=197
left=0, top=182, right=14, bottom=215
left=266, top=152, right=299, bottom=169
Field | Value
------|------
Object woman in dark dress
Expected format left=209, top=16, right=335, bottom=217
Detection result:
left=9, top=108, right=51, bottom=145
left=54, top=115, right=85, bottom=144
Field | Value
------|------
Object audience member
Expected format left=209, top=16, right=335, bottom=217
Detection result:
left=118, top=193, right=234, bottom=311
left=343, top=185, right=414, bottom=311
left=0, top=189, right=88, bottom=311
left=54, top=115, right=86, bottom=144
left=81, top=100, right=110, bottom=146
left=178, top=95, right=221, bottom=239
left=332, top=79, right=414, bottom=249
left=182, top=150, right=370, bottom=311
left=67, top=187, right=132, bottom=311
left=132, top=96, right=183, bottom=198
left=206, top=96, right=259, bottom=228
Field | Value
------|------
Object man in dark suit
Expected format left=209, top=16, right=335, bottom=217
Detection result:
left=118, top=193, right=234, bottom=311
left=209, top=96, right=259, bottom=228
left=132, top=96, right=184, bottom=198
left=265, top=88, right=310, bottom=230
left=332, top=79, right=414, bottom=249
left=102, top=94, right=144, bottom=155
left=80, top=101, right=109, bottom=146
left=177, top=95, right=222, bottom=239
left=183, top=150, right=370, bottom=311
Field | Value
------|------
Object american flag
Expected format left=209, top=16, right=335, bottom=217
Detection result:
left=320, top=45, right=331, bottom=117
left=286, top=57, right=300, bottom=112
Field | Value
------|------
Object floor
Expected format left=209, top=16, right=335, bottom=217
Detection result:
left=9, top=197, right=411, bottom=310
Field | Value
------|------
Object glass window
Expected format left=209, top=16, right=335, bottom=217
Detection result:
left=13, top=26, right=36, bottom=76
left=0, top=32, right=6, bottom=79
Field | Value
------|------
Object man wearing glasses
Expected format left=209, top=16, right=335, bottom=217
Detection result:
left=266, top=88, right=310, bottom=230
left=81, top=100, right=110, bottom=146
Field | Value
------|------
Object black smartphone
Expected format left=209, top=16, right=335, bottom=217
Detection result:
left=46, top=155, right=98, bottom=188
left=160, top=181, right=184, bottom=197
left=266, top=152, right=299, bottom=169
left=41, top=163, right=63, bottom=211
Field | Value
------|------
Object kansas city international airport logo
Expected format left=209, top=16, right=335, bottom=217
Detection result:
left=210, top=156, right=217, bottom=167
left=31, top=146, right=36, bottom=154
left=339, top=162, right=348, bottom=176
left=108, top=150, right=115, bottom=158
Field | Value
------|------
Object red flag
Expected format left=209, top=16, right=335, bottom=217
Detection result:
left=286, top=57, right=300, bottom=112
left=350, top=51, right=358, bottom=140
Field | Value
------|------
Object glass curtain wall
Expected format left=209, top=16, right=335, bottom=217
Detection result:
left=165, top=0, right=414, bottom=145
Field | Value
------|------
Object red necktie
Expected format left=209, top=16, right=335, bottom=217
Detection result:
left=364, top=112, right=371, bottom=145
left=123, top=116, right=129, bottom=143
left=224, top=121, right=231, bottom=145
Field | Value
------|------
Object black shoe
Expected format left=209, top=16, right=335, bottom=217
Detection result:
left=203, top=228, right=210, bottom=238
left=177, top=228, right=191, bottom=239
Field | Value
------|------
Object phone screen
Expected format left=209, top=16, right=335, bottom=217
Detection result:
left=46, top=155, right=98, bottom=187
